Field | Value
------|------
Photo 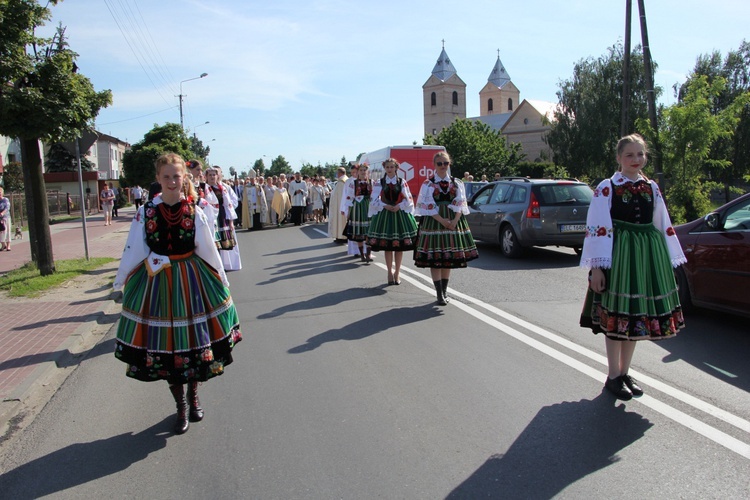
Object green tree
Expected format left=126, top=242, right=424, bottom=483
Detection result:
left=45, top=143, right=95, bottom=172
left=659, top=75, right=728, bottom=223
left=1, top=162, right=24, bottom=193
left=188, top=135, right=210, bottom=164
left=0, top=3, right=112, bottom=275
left=679, top=41, right=750, bottom=202
left=252, top=158, right=265, bottom=177
left=545, top=43, right=655, bottom=180
left=423, top=119, right=524, bottom=179
left=122, top=123, right=192, bottom=188
left=267, top=155, right=293, bottom=177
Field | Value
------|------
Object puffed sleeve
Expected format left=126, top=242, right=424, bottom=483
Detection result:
left=340, top=179, right=356, bottom=213
left=651, top=180, right=687, bottom=267
left=113, top=206, right=149, bottom=291
left=398, top=181, right=416, bottom=214
left=194, top=205, right=230, bottom=287
left=580, top=179, right=614, bottom=269
left=414, top=180, right=438, bottom=217
left=449, top=179, right=470, bottom=215
left=368, top=182, right=384, bottom=217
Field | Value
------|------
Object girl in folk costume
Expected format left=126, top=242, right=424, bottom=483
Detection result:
left=113, top=153, right=242, bottom=435
left=367, top=158, right=419, bottom=285
left=580, top=134, right=686, bottom=400
left=205, top=167, right=242, bottom=271
left=414, top=151, right=478, bottom=305
left=341, top=163, right=374, bottom=262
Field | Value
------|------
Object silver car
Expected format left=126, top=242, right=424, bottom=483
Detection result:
left=465, top=178, right=593, bottom=257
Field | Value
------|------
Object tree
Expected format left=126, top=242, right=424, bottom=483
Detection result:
left=188, top=135, right=210, bottom=164
left=252, top=158, right=265, bottom=177
left=423, top=119, right=524, bottom=179
left=122, top=123, right=192, bottom=188
left=0, top=4, right=112, bottom=275
left=45, top=143, right=95, bottom=172
left=1, top=162, right=24, bottom=193
left=545, top=43, right=656, bottom=180
left=267, top=155, right=293, bottom=177
left=659, top=75, right=728, bottom=223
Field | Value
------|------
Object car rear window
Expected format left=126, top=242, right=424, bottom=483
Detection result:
left=534, top=184, right=593, bottom=206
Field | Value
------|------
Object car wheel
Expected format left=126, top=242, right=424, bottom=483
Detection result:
left=500, top=225, right=523, bottom=258
left=674, top=266, right=693, bottom=313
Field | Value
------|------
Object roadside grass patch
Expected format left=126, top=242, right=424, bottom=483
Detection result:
left=0, top=257, right=116, bottom=297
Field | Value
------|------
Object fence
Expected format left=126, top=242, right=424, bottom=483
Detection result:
left=5, top=191, right=101, bottom=228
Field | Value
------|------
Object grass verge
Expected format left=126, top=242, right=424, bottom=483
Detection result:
left=0, top=257, right=116, bottom=298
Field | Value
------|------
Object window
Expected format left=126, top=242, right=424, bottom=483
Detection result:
left=488, top=99, right=494, bottom=112
left=508, top=98, right=513, bottom=111
left=490, top=184, right=512, bottom=204
left=452, top=91, right=458, bottom=106
left=431, top=92, right=436, bottom=106
left=724, top=198, right=750, bottom=231
left=510, top=186, right=528, bottom=203
left=472, top=186, right=494, bottom=206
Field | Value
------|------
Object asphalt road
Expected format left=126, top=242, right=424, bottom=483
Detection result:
left=0, top=224, right=748, bottom=499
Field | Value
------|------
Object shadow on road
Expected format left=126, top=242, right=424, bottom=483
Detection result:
left=0, top=417, right=173, bottom=498
left=288, top=304, right=444, bottom=353
left=446, top=394, right=652, bottom=499
left=258, top=286, right=388, bottom=319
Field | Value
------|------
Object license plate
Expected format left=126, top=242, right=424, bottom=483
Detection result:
left=560, top=224, right=585, bottom=233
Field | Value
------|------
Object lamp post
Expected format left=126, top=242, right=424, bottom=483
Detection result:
left=193, top=121, right=210, bottom=138
left=206, top=139, right=216, bottom=165
left=178, top=72, right=208, bottom=130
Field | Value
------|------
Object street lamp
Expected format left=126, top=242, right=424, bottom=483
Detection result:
left=178, top=72, right=208, bottom=129
left=193, top=121, right=209, bottom=138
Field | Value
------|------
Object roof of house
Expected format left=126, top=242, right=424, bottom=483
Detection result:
left=431, top=48, right=458, bottom=81
left=468, top=112, right=513, bottom=130
left=487, top=55, right=512, bottom=88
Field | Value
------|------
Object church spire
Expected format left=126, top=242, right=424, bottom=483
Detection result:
left=431, top=42, right=457, bottom=81
left=487, top=50, right=511, bottom=87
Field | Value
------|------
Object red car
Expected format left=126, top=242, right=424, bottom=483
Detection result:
left=674, top=192, right=750, bottom=317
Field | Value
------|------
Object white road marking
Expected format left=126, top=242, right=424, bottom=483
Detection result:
left=377, top=262, right=750, bottom=460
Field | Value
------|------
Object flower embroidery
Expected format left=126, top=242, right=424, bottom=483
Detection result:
left=666, top=227, right=675, bottom=236
left=181, top=218, right=194, bottom=231
left=602, top=186, right=610, bottom=197
left=596, top=227, right=607, bottom=236
left=145, top=207, right=156, bottom=218
left=146, top=220, right=158, bottom=233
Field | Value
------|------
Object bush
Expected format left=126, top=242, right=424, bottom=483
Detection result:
left=665, top=180, right=713, bottom=224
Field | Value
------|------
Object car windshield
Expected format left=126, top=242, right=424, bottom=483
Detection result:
left=535, top=184, right=592, bottom=206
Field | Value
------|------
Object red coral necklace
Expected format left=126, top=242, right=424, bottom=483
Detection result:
left=158, top=201, right=185, bottom=228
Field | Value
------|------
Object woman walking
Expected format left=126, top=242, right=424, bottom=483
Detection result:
left=414, top=151, right=478, bottom=304
left=0, top=187, right=11, bottom=251
left=101, top=182, right=116, bottom=226
left=341, top=164, right=374, bottom=262
left=113, top=153, right=242, bottom=434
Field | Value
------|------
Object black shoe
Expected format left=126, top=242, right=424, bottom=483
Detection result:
left=604, top=376, right=633, bottom=400
left=621, top=374, right=643, bottom=396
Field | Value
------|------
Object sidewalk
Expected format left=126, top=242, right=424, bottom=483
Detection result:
left=0, top=206, right=134, bottom=436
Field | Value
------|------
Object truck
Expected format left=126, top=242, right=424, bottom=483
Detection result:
left=357, top=145, right=447, bottom=196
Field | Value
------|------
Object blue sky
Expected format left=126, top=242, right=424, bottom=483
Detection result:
left=45, top=0, right=749, bottom=172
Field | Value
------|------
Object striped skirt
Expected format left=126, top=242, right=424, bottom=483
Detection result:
left=115, top=252, right=242, bottom=383
left=413, top=203, right=478, bottom=268
left=346, top=198, right=371, bottom=242
left=367, top=209, right=419, bottom=251
left=580, top=220, right=684, bottom=340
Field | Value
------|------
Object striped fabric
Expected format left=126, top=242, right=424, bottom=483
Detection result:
left=367, top=210, right=418, bottom=251
left=347, top=198, right=371, bottom=242
left=413, top=202, right=478, bottom=268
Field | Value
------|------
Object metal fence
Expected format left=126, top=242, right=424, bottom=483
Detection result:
left=5, top=191, right=101, bottom=227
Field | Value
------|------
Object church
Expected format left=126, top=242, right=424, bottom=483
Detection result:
left=423, top=46, right=557, bottom=162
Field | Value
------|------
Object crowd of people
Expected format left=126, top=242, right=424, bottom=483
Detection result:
left=110, top=134, right=686, bottom=436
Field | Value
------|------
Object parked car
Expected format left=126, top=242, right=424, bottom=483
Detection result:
left=463, top=181, right=487, bottom=201
left=465, top=177, right=593, bottom=257
left=673, top=192, right=750, bottom=317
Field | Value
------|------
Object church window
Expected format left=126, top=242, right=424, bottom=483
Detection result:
left=452, top=91, right=458, bottom=106
left=488, top=99, right=494, bottom=112
left=508, top=98, right=513, bottom=111
left=431, top=92, right=436, bottom=106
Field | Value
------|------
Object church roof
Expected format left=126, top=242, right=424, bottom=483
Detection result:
left=487, top=55, right=511, bottom=88
left=468, top=113, right=513, bottom=130
left=431, top=48, right=458, bottom=81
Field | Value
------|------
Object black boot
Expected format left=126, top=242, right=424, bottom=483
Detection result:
left=187, top=381, right=205, bottom=422
left=434, top=281, right=447, bottom=305
left=359, top=247, right=367, bottom=262
left=441, top=278, right=451, bottom=303
left=169, top=384, right=190, bottom=434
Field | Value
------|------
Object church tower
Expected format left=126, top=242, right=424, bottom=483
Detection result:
left=423, top=44, right=467, bottom=137
left=479, top=52, right=520, bottom=115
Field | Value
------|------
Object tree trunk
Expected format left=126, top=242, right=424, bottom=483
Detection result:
left=20, top=137, right=55, bottom=276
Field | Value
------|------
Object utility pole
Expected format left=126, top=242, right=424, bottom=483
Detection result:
left=621, top=0, right=632, bottom=137
left=637, top=0, right=663, bottom=187
left=178, top=73, right=208, bottom=130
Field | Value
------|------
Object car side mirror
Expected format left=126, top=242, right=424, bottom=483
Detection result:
left=704, top=212, right=721, bottom=230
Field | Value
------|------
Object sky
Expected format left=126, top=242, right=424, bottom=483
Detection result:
left=43, top=0, right=749, bottom=172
